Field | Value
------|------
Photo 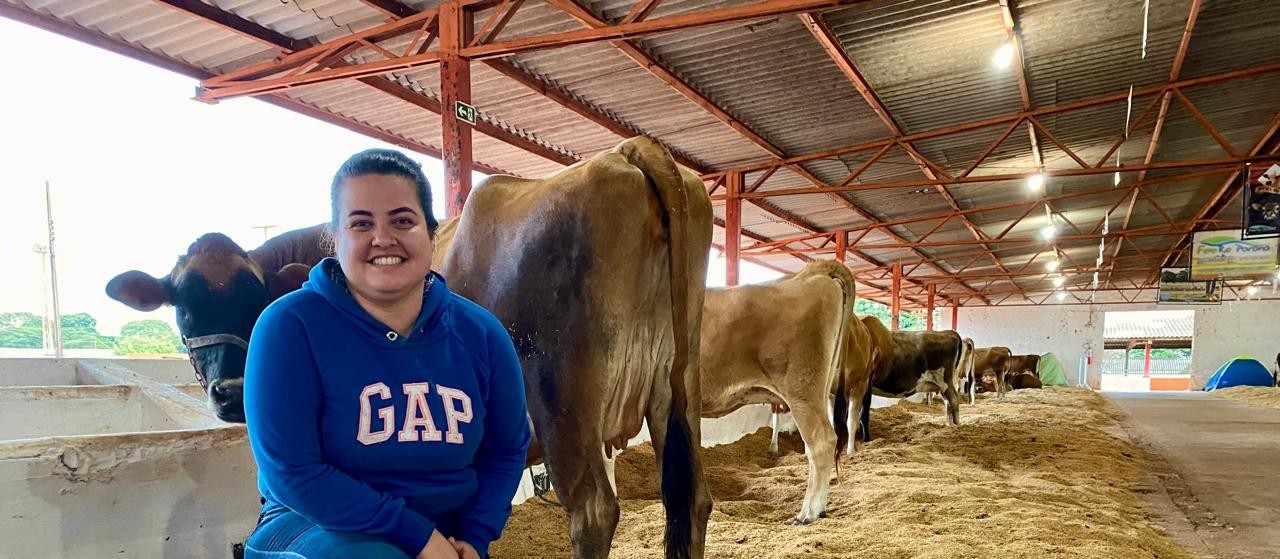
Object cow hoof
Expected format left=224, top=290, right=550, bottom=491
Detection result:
left=768, top=450, right=780, bottom=459
left=788, top=516, right=816, bottom=526
left=818, top=511, right=828, bottom=519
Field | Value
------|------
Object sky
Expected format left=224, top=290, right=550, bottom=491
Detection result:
left=0, top=18, right=780, bottom=337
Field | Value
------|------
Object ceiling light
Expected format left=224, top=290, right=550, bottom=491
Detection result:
left=1056, top=291, right=1067, bottom=302
left=1052, top=275, right=1066, bottom=288
left=1046, top=260, right=1059, bottom=272
left=993, top=42, right=1015, bottom=69
left=1040, top=225, right=1056, bottom=240
left=1026, top=172, right=1046, bottom=193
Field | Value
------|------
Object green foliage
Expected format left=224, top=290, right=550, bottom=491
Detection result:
left=853, top=299, right=935, bottom=331
left=0, top=312, right=41, bottom=329
left=114, top=320, right=182, bottom=355
left=60, top=313, right=97, bottom=330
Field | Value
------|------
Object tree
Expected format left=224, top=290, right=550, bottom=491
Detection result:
left=114, top=320, right=182, bottom=355
left=60, top=313, right=97, bottom=330
left=0, top=312, right=41, bottom=329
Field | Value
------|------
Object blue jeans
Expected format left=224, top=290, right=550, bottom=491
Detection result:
left=245, top=503, right=412, bottom=559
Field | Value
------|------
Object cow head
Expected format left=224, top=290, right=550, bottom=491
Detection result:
left=106, top=233, right=309, bottom=422
left=1251, top=201, right=1280, bottom=221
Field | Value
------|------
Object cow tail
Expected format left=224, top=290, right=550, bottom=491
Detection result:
left=953, top=334, right=972, bottom=394
left=823, top=261, right=856, bottom=468
left=618, top=137, right=699, bottom=559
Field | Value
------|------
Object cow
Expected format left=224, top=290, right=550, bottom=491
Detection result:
left=1008, top=372, right=1043, bottom=390
left=698, top=260, right=856, bottom=524
left=857, top=316, right=893, bottom=443
left=105, top=225, right=327, bottom=421
left=435, top=137, right=712, bottom=559
left=970, top=346, right=1013, bottom=399
left=859, top=328, right=969, bottom=441
left=1006, top=354, right=1042, bottom=379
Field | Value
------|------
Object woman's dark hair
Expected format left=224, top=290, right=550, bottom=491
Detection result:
left=330, top=148, right=438, bottom=235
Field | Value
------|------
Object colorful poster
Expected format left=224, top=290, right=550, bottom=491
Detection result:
left=1157, top=267, right=1222, bottom=304
left=1190, top=230, right=1279, bottom=280
left=1243, top=162, right=1280, bottom=239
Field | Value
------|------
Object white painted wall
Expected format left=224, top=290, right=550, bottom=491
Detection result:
left=959, top=299, right=1280, bottom=389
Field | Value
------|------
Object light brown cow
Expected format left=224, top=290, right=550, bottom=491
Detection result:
left=436, top=137, right=712, bottom=559
left=839, top=314, right=876, bottom=454
left=699, top=259, right=855, bottom=524
left=971, top=346, right=1013, bottom=399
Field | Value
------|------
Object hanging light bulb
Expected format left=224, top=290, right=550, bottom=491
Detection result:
left=1052, top=275, right=1066, bottom=288
left=1026, top=172, right=1046, bottom=193
left=993, top=41, right=1015, bottom=69
left=1040, top=225, right=1056, bottom=240
left=1113, top=171, right=1121, bottom=186
left=1056, top=291, right=1068, bottom=302
left=1046, top=259, right=1059, bottom=272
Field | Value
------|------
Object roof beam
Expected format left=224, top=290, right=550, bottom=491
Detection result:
left=464, top=0, right=878, bottom=59
left=543, top=0, right=986, bottom=302
left=997, top=0, right=1045, bottom=168
left=1110, top=0, right=1202, bottom=286
left=154, top=0, right=582, bottom=171
left=801, top=12, right=1015, bottom=299
left=736, top=61, right=1280, bottom=174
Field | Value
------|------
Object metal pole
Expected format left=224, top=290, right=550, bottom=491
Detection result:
left=891, top=263, right=901, bottom=330
left=1143, top=341, right=1152, bottom=378
left=725, top=171, right=742, bottom=286
left=926, top=284, right=935, bottom=331
left=45, top=181, right=63, bottom=358
left=952, top=303, right=959, bottom=331
left=441, top=1, right=474, bottom=217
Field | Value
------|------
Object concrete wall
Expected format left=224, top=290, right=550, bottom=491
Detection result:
left=958, top=299, right=1280, bottom=389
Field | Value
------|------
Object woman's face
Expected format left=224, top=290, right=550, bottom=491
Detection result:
left=334, top=174, right=434, bottom=305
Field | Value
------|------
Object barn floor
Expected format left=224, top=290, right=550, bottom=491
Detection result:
left=491, top=388, right=1195, bottom=559
left=1109, top=391, right=1280, bottom=559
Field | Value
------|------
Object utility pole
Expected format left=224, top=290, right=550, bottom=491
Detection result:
left=32, top=244, right=51, bottom=352
left=251, top=225, right=277, bottom=242
left=45, top=181, right=63, bottom=358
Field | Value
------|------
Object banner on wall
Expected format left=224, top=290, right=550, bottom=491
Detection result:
left=1157, top=267, right=1222, bottom=304
left=1243, top=162, right=1280, bottom=239
left=1189, top=229, right=1279, bottom=280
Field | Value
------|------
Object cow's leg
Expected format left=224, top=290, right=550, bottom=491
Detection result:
left=846, top=392, right=864, bottom=455
left=541, top=425, right=618, bottom=559
left=603, top=449, right=618, bottom=496
left=942, top=383, right=961, bottom=426
left=859, top=386, right=873, bottom=443
left=787, top=401, right=837, bottom=525
left=646, top=385, right=712, bottom=559
left=769, top=409, right=781, bottom=457
left=968, top=371, right=977, bottom=405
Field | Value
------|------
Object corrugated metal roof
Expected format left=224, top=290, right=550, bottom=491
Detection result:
left=6, top=0, right=1279, bottom=305
left=1104, top=312, right=1194, bottom=339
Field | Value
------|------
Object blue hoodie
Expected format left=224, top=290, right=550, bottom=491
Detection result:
left=244, top=258, right=531, bottom=557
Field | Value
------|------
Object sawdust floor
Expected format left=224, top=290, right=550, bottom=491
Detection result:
left=1208, top=385, right=1280, bottom=410
left=492, top=388, right=1196, bottom=559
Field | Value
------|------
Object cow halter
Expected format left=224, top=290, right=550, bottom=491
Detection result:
left=182, top=333, right=249, bottom=389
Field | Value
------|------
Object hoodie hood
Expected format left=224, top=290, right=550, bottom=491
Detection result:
left=304, top=257, right=449, bottom=346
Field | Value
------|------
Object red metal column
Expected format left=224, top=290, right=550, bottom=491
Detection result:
left=440, top=1, right=473, bottom=217
left=835, top=230, right=847, bottom=264
left=725, top=170, right=743, bottom=286
left=891, top=263, right=902, bottom=330
left=926, top=283, right=935, bottom=331
left=1143, top=341, right=1153, bottom=378
left=952, top=303, right=959, bottom=331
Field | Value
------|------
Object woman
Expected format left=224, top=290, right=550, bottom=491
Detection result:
left=243, top=149, right=531, bottom=559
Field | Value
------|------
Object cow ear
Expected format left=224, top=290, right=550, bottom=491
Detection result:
left=1251, top=202, right=1263, bottom=210
left=106, top=270, right=170, bottom=312
left=265, top=263, right=310, bottom=301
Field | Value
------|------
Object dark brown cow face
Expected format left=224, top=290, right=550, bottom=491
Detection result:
left=106, top=233, right=308, bottom=422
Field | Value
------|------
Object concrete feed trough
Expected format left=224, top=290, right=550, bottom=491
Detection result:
left=0, top=358, right=258, bottom=559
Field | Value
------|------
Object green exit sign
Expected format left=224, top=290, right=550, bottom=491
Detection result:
left=455, top=101, right=477, bottom=125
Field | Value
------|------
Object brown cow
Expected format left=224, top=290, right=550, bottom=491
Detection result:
left=971, top=346, right=1013, bottom=399
left=436, top=137, right=712, bottom=559
left=1008, top=372, right=1043, bottom=389
left=699, top=259, right=855, bottom=524
left=860, top=329, right=969, bottom=439
left=105, top=225, right=325, bottom=421
left=1006, top=354, right=1042, bottom=378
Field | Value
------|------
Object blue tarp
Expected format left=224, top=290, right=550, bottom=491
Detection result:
left=1203, top=357, right=1275, bottom=391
